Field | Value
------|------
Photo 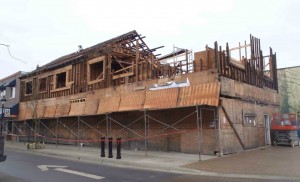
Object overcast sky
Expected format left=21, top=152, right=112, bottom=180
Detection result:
left=0, top=0, right=299, bottom=78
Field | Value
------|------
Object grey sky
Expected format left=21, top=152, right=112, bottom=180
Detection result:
left=0, top=0, right=299, bottom=78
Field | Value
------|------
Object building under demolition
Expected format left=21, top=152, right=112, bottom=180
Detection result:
left=10, top=30, right=279, bottom=155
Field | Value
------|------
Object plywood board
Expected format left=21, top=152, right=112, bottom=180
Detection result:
left=220, top=76, right=280, bottom=105
left=178, top=82, right=220, bottom=107
left=194, top=49, right=216, bottom=72
left=144, top=88, right=179, bottom=109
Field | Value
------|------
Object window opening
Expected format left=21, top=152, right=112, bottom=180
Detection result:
left=56, top=72, right=66, bottom=89
left=26, top=81, right=33, bottom=95
left=39, top=77, right=47, bottom=92
left=90, top=62, right=103, bottom=81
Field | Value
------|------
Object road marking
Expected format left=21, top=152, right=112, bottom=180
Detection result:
left=38, top=165, right=67, bottom=171
left=38, top=165, right=105, bottom=180
left=55, top=168, right=105, bottom=180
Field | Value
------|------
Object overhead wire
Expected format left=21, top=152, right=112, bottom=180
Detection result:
left=0, top=43, right=27, bottom=64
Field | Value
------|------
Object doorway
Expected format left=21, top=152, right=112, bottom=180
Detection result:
left=264, top=114, right=271, bottom=145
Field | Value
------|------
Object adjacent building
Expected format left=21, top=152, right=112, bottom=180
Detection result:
left=0, top=71, right=26, bottom=119
left=277, top=66, right=300, bottom=114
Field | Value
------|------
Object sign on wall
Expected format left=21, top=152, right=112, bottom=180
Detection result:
left=0, top=108, right=10, bottom=117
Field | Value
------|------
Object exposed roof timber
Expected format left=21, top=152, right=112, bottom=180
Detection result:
left=158, top=49, right=186, bottom=60
left=136, top=33, right=153, bottom=56
left=151, top=46, right=164, bottom=52
left=112, top=57, right=132, bottom=65
left=23, top=30, right=162, bottom=77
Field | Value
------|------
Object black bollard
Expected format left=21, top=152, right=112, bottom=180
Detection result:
left=108, top=137, right=113, bottom=158
left=116, top=137, right=121, bottom=159
left=100, top=136, right=105, bottom=157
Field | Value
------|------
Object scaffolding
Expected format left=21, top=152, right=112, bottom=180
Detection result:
left=4, top=105, right=219, bottom=159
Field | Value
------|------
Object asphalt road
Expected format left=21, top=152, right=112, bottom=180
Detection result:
left=0, top=149, right=298, bottom=182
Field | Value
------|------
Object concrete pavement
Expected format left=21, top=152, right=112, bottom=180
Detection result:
left=4, top=141, right=300, bottom=180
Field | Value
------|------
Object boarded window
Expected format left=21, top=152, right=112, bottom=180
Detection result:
left=56, top=72, right=66, bottom=88
left=26, top=81, right=32, bottom=95
left=39, top=77, right=47, bottom=92
left=90, top=62, right=103, bottom=81
left=244, top=113, right=256, bottom=126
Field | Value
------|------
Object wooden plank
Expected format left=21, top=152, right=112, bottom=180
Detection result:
left=112, top=72, right=134, bottom=80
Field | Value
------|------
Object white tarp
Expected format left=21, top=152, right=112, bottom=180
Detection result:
left=149, top=78, right=190, bottom=90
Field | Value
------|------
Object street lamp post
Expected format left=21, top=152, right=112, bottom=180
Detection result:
left=0, top=96, right=6, bottom=162
left=1, top=96, right=6, bottom=135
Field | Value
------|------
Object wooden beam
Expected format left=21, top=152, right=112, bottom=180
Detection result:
left=220, top=104, right=246, bottom=150
left=114, top=65, right=133, bottom=74
left=112, top=72, right=134, bottom=80
left=135, top=39, right=139, bottom=83
left=229, top=44, right=251, bottom=51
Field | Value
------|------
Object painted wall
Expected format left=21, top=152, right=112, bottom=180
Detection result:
left=277, top=66, right=300, bottom=113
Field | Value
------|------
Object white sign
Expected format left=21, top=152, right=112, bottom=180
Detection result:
left=38, top=165, right=105, bottom=180
left=0, top=108, right=10, bottom=117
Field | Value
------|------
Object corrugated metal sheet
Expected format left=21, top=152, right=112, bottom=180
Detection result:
left=84, top=100, right=99, bottom=115
left=43, top=99, right=57, bottom=118
left=144, top=88, right=179, bottom=109
left=119, top=91, right=145, bottom=111
left=19, top=100, right=45, bottom=120
left=18, top=102, right=27, bottom=120
left=97, top=96, right=120, bottom=114
left=69, top=102, right=86, bottom=116
left=36, top=100, right=45, bottom=118
left=55, top=103, right=70, bottom=117
left=178, top=82, right=220, bottom=107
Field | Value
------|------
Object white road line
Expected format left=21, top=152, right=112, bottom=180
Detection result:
left=38, top=165, right=67, bottom=171
left=55, top=168, right=105, bottom=180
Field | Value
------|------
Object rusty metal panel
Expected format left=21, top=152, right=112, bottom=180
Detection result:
left=43, top=98, right=57, bottom=118
left=20, top=100, right=45, bottom=120
left=178, top=82, right=220, bottom=107
left=55, top=103, right=70, bottom=117
left=119, top=91, right=145, bottom=111
left=97, top=96, right=120, bottom=114
left=18, top=102, right=27, bottom=120
left=84, top=100, right=99, bottom=115
left=36, top=100, right=45, bottom=118
left=69, top=101, right=86, bottom=116
left=144, top=88, right=179, bottom=109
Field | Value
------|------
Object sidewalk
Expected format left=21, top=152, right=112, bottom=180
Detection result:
left=5, top=141, right=300, bottom=180
left=184, top=146, right=300, bottom=179
left=4, top=141, right=214, bottom=174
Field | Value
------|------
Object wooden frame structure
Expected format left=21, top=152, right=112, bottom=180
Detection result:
left=13, top=31, right=280, bottom=155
